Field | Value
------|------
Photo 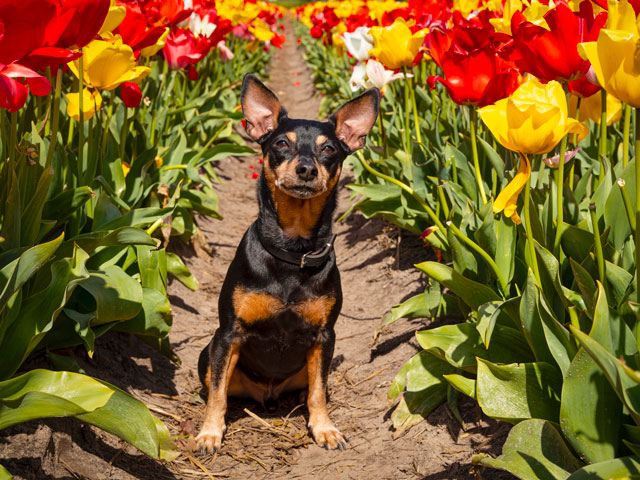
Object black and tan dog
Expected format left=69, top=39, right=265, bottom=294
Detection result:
left=196, top=74, right=380, bottom=453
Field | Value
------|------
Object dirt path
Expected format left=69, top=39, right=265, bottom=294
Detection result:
left=0, top=26, right=510, bottom=480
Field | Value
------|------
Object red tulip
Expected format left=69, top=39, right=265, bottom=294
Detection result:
left=55, top=0, right=110, bottom=49
left=0, top=0, right=58, bottom=65
left=187, top=65, right=198, bottom=81
left=121, top=81, right=142, bottom=108
left=0, top=63, right=51, bottom=112
left=162, top=28, right=210, bottom=70
left=428, top=45, right=520, bottom=106
left=115, top=4, right=166, bottom=54
left=568, top=75, right=600, bottom=98
left=506, top=2, right=606, bottom=82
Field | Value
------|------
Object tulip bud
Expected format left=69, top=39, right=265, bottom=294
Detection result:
left=187, top=65, right=198, bottom=81
left=121, top=82, right=141, bottom=108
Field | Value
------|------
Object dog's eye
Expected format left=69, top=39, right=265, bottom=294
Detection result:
left=275, top=140, right=288, bottom=148
left=322, top=145, right=335, bottom=154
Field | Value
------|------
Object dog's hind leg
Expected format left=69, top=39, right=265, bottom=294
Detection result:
left=195, top=330, right=240, bottom=455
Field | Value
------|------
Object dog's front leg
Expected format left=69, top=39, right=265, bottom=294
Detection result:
left=196, top=331, right=240, bottom=455
left=306, top=332, right=347, bottom=450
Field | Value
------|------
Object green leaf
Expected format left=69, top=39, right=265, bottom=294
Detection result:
left=1, top=171, right=21, bottom=250
left=348, top=183, right=402, bottom=201
left=389, top=351, right=455, bottom=432
left=194, top=143, right=255, bottom=167
left=448, top=228, right=479, bottom=281
left=0, top=463, right=11, bottom=479
left=477, top=137, right=505, bottom=182
left=473, top=419, right=582, bottom=480
left=42, top=186, right=94, bottom=223
left=0, top=369, right=113, bottom=429
left=98, top=207, right=173, bottom=231
left=58, top=227, right=156, bottom=258
left=416, top=322, right=534, bottom=371
left=0, top=246, right=90, bottom=380
left=136, top=246, right=167, bottom=295
left=567, top=457, right=640, bottom=479
left=560, top=348, right=622, bottom=463
left=495, top=216, right=516, bottom=287
left=443, top=373, right=476, bottom=398
left=570, top=258, right=597, bottom=316
left=538, top=293, right=577, bottom=376
left=0, top=234, right=64, bottom=312
left=415, top=261, right=500, bottom=310
left=166, top=252, right=198, bottom=290
left=21, top=167, right=54, bottom=246
left=476, top=359, right=563, bottom=423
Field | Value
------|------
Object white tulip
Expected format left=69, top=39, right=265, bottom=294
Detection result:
left=342, top=27, right=373, bottom=62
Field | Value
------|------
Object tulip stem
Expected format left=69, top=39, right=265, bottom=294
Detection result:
left=402, top=68, right=412, bottom=154
left=569, top=98, right=581, bottom=190
left=78, top=52, right=85, bottom=183
left=553, top=133, right=568, bottom=256
left=590, top=203, right=608, bottom=300
left=120, top=107, right=129, bottom=164
left=623, top=103, right=631, bottom=168
left=447, top=221, right=509, bottom=296
left=46, top=68, right=63, bottom=169
left=358, top=152, right=447, bottom=236
left=597, top=88, right=607, bottom=186
left=469, top=107, right=487, bottom=205
left=635, top=107, right=640, bottom=300
left=378, top=107, right=388, bottom=158
left=8, top=111, right=17, bottom=167
left=406, top=68, right=422, bottom=145
left=522, top=155, right=541, bottom=286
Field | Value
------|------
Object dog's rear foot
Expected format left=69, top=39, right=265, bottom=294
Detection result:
left=308, top=419, right=348, bottom=450
left=195, top=424, right=226, bottom=455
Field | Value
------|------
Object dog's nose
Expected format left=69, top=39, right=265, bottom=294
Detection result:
left=296, top=163, right=318, bottom=181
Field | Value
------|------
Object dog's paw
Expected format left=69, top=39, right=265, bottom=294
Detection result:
left=195, top=424, right=226, bottom=455
left=308, top=419, right=348, bottom=450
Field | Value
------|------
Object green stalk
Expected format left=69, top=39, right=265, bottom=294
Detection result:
left=553, top=133, right=568, bottom=256
left=523, top=155, right=541, bottom=285
left=597, top=88, right=607, bottom=186
left=590, top=203, right=608, bottom=299
left=437, top=185, right=450, bottom=219
left=447, top=221, right=509, bottom=296
left=451, top=101, right=459, bottom=146
left=407, top=69, right=422, bottom=145
left=8, top=111, right=17, bottom=167
left=358, top=152, right=447, bottom=235
left=45, top=68, right=63, bottom=168
left=569, top=97, right=581, bottom=190
left=402, top=67, right=412, bottom=154
left=378, top=107, right=388, bottom=158
left=623, top=103, right=631, bottom=168
left=78, top=52, right=85, bottom=181
left=120, top=106, right=129, bottom=163
left=469, top=107, right=487, bottom=205
left=619, top=178, right=636, bottom=234
left=635, top=107, right=640, bottom=300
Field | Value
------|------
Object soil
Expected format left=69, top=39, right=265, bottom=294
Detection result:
left=0, top=24, right=513, bottom=480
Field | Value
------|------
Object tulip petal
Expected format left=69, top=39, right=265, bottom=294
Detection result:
left=66, top=88, right=102, bottom=121
left=493, top=154, right=531, bottom=225
left=478, top=100, right=514, bottom=151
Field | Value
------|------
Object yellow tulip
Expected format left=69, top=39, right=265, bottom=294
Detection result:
left=66, top=88, right=102, bottom=122
left=99, top=0, right=126, bottom=35
left=122, top=161, right=131, bottom=178
left=454, top=0, right=481, bottom=18
left=569, top=92, right=623, bottom=125
left=493, top=153, right=531, bottom=224
left=578, top=0, right=640, bottom=108
left=490, top=0, right=552, bottom=35
left=249, top=19, right=275, bottom=42
left=368, top=19, right=427, bottom=70
left=479, top=77, right=588, bottom=156
left=69, top=36, right=150, bottom=91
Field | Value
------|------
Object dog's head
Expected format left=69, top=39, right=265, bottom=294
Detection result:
left=240, top=74, right=380, bottom=200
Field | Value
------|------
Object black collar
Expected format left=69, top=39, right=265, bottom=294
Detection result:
left=257, top=230, right=337, bottom=268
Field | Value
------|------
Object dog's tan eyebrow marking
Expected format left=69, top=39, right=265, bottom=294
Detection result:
left=315, top=135, right=328, bottom=145
left=286, top=131, right=297, bottom=143
left=232, top=286, right=283, bottom=324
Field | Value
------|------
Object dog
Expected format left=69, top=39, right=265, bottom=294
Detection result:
left=195, top=74, right=380, bottom=453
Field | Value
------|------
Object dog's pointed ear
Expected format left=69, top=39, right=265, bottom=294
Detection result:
left=329, top=88, right=380, bottom=153
left=241, top=74, right=287, bottom=142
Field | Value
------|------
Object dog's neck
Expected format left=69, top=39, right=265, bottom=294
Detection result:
left=256, top=173, right=337, bottom=253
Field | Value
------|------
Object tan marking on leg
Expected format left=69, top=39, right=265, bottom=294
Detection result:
left=196, top=343, right=240, bottom=454
left=293, top=296, right=335, bottom=327
left=232, top=286, right=283, bottom=324
left=307, top=345, right=346, bottom=450
left=204, top=365, right=211, bottom=390
left=315, top=135, right=328, bottom=146
left=273, top=364, right=309, bottom=398
left=286, top=131, right=297, bottom=143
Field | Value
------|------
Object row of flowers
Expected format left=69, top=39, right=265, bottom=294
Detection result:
left=2, top=0, right=286, bottom=116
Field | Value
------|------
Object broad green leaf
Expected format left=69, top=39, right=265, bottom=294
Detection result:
left=136, top=246, right=167, bottom=295
left=0, top=369, right=113, bottom=429
left=476, top=301, right=509, bottom=348
left=0, top=247, right=90, bottom=380
left=495, top=216, right=516, bottom=287
left=99, top=207, right=173, bottom=231
left=93, top=192, right=123, bottom=230
left=473, top=419, right=582, bottom=480
left=42, top=186, right=93, bottom=222
left=0, top=464, right=11, bottom=479
left=21, top=167, right=53, bottom=246
left=416, top=322, right=534, bottom=371
left=348, top=183, right=402, bottom=202
left=571, top=327, right=640, bottom=424
left=443, top=373, right=476, bottom=398
left=194, top=143, right=254, bottom=167
left=561, top=225, right=593, bottom=264
left=560, top=348, right=621, bottom=463
left=415, top=261, right=500, bottom=310
left=79, top=265, right=143, bottom=326
left=58, top=227, right=156, bottom=258
left=389, top=351, right=454, bottom=432
left=166, top=252, right=199, bottom=290
left=448, top=228, right=479, bottom=281
left=520, top=269, right=556, bottom=365
left=538, top=293, right=577, bottom=376
left=567, top=457, right=640, bottom=479
left=477, top=137, right=505, bottom=181
left=0, top=234, right=64, bottom=311
left=570, top=258, right=596, bottom=316
left=1, top=171, right=21, bottom=250
left=476, top=359, right=563, bottom=423
left=76, top=379, right=177, bottom=459
left=606, top=260, right=633, bottom=307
